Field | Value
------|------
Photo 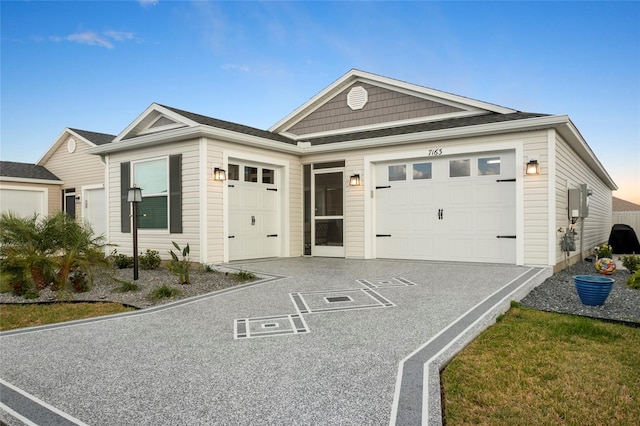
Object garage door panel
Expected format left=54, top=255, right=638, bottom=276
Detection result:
left=375, top=151, right=516, bottom=264
left=0, top=189, right=44, bottom=217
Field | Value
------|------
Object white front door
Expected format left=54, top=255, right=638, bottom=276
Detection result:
left=83, top=187, right=106, bottom=238
left=313, top=169, right=345, bottom=257
left=228, top=163, right=280, bottom=261
left=375, top=151, right=516, bottom=263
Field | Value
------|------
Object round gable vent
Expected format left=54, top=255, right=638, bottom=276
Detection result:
left=67, top=138, right=76, bottom=153
left=347, top=86, right=368, bottom=111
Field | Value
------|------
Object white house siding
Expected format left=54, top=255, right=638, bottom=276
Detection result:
left=202, top=139, right=302, bottom=263
left=554, top=133, right=612, bottom=268
left=303, top=129, right=550, bottom=264
left=41, top=137, right=105, bottom=221
left=612, top=212, right=640, bottom=235
left=107, top=140, right=202, bottom=261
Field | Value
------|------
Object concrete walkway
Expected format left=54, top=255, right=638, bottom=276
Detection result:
left=0, top=258, right=550, bottom=425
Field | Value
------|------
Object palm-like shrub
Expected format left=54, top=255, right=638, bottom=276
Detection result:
left=0, top=212, right=109, bottom=293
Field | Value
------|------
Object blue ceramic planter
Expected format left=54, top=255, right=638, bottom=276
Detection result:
left=573, top=275, right=614, bottom=306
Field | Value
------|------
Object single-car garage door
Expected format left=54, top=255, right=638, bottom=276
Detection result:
left=375, top=151, right=516, bottom=264
left=0, top=188, right=45, bottom=218
left=228, top=162, right=280, bottom=261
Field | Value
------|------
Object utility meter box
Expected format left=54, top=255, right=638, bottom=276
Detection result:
left=568, top=184, right=590, bottom=219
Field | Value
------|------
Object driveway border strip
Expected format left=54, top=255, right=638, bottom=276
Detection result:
left=390, top=266, right=551, bottom=425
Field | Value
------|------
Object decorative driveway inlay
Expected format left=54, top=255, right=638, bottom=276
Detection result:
left=234, top=314, right=309, bottom=339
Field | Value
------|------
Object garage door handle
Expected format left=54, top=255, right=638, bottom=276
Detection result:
left=496, top=235, right=516, bottom=239
left=228, top=235, right=235, bottom=239
left=496, top=179, right=516, bottom=183
left=267, top=234, right=278, bottom=237
left=438, top=209, right=443, bottom=220
left=376, top=234, right=392, bottom=237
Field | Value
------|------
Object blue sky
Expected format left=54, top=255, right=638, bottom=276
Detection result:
left=1, top=0, right=639, bottom=203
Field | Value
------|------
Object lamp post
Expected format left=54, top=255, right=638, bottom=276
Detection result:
left=127, top=186, right=143, bottom=281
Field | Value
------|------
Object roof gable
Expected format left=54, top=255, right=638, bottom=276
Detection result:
left=37, top=128, right=116, bottom=165
left=270, top=69, right=517, bottom=138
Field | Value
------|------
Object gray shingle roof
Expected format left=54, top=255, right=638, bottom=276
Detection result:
left=613, top=196, right=640, bottom=212
left=0, top=161, right=61, bottom=181
left=303, top=112, right=550, bottom=145
left=159, top=104, right=296, bottom=145
left=68, top=128, right=115, bottom=145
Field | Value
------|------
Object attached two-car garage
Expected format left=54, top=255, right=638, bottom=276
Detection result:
left=374, top=150, right=516, bottom=264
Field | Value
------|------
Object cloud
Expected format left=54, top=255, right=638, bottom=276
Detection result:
left=222, top=64, right=250, bottom=72
left=138, top=0, right=158, bottom=6
left=49, top=30, right=141, bottom=49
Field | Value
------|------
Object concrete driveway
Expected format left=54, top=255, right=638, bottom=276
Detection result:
left=0, top=258, right=549, bottom=425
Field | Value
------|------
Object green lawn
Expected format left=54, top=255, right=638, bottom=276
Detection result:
left=0, top=303, right=136, bottom=331
left=442, top=304, right=640, bottom=425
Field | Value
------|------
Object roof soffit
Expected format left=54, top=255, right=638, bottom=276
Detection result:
left=269, top=69, right=516, bottom=134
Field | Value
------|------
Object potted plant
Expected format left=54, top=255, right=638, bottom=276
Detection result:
left=573, top=275, right=615, bottom=306
left=594, top=243, right=616, bottom=274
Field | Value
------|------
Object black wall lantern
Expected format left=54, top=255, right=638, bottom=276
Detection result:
left=349, top=174, right=361, bottom=186
left=526, top=159, right=540, bottom=175
left=213, top=167, right=227, bottom=181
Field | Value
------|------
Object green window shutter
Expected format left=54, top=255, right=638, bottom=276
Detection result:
left=121, top=162, right=131, bottom=233
left=169, top=154, right=182, bottom=234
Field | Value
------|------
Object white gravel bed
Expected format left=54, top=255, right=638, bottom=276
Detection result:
left=520, top=259, right=640, bottom=324
left=0, top=267, right=256, bottom=309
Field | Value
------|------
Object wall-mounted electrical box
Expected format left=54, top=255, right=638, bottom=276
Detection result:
left=568, top=184, right=590, bottom=219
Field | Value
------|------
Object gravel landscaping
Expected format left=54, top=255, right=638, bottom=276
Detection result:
left=520, top=259, right=640, bottom=324
left=0, top=266, right=258, bottom=309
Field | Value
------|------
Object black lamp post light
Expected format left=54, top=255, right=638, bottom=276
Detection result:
left=127, top=186, right=143, bottom=280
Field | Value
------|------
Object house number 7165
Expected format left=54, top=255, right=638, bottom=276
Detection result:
left=427, top=148, right=443, bottom=156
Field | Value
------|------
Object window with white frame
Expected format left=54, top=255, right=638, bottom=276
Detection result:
left=133, top=158, right=169, bottom=229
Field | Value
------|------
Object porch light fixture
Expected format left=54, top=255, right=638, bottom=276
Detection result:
left=127, top=186, right=143, bottom=281
left=213, top=167, right=227, bottom=181
left=349, top=174, right=361, bottom=186
left=526, top=159, right=540, bottom=175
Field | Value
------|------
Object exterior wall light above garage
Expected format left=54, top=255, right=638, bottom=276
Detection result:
left=526, top=159, right=540, bottom=175
left=213, top=167, right=227, bottom=181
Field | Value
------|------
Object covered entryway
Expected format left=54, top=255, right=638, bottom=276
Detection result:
left=375, top=151, right=516, bottom=263
left=228, top=161, right=280, bottom=261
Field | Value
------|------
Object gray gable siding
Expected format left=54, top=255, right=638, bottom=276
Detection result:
left=287, top=82, right=464, bottom=136
left=0, top=161, right=61, bottom=180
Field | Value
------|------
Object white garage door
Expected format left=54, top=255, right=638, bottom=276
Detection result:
left=375, top=151, right=516, bottom=264
left=228, top=162, right=280, bottom=261
left=0, top=188, right=45, bottom=218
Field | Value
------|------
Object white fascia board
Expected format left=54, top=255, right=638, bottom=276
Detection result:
left=279, top=110, right=488, bottom=141
left=303, top=114, right=571, bottom=154
left=88, top=125, right=302, bottom=156
left=556, top=119, right=617, bottom=190
left=0, top=177, right=63, bottom=185
left=113, top=103, right=201, bottom=143
left=36, top=128, right=97, bottom=165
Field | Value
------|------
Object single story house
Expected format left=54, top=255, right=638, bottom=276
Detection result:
left=0, top=128, right=114, bottom=238
left=87, top=69, right=616, bottom=270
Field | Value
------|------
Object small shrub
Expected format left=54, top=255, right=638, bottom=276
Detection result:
left=231, top=270, right=256, bottom=282
left=112, top=280, right=141, bottom=293
left=70, top=269, right=90, bottom=293
left=628, top=270, right=640, bottom=290
left=110, top=250, right=134, bottom=269
left=139, top=249, right=161, bottom=270
left=595, top=243, right=613, bottom=259
left=202, top=264, right=216, bottom=273
left=148, top=285, right=183, bottom=301
left=620, top=254, right=640, bottom=273
left=167, top=242, right=190, bottom=284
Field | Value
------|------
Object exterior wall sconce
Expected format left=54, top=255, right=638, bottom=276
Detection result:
left=127, top=186, right=143, bottom=281
left=526, top=160, right=540, bottom=175
left=349, top=174, right=361, bottom=186
left=213, top=167, right=227, bottom=181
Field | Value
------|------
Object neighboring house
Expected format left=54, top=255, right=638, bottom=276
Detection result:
left=612, top=196, right=640, bottom=234
left=88, top=69, right=616, bottom=270
left=0, top=161, right=63, bottom=217
left=36, top=128, right=115, bottom=236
